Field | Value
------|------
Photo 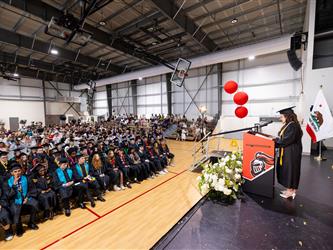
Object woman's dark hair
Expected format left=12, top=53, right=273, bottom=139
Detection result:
left=284, top=113, right=299, bottom=124
left=279, top=112, right=302, bottom=136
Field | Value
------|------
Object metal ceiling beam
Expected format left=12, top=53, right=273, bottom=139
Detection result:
left=182, top=0, right=216, bottom=13
left=212, top=4, right=306, bottom=42
left=192, top=0, right=250, bottom=23
left=0, top=64, right=62, bottom=82
left=113, top=11, right=161, bottom=34
left=0, top=27, right=123, bottom=74
left=150, top=0, right=218, bottom=52
left=96, top=0, right=144, bottom=28
left=0, top=50, right=102, bottom=83
left=0, top=50, right=65, bottom=74
left=0, top=0, right=162, bottom=66
left=201, top=0, right=288, bottom=30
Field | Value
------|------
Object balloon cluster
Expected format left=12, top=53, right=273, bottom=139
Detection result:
left=223, top=80, right=248, bottom=119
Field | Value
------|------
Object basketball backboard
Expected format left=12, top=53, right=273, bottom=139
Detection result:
left=170, top=58, right=191, bottom=87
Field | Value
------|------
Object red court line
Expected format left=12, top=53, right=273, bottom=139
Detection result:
left=167, top=170, right=179, bottom=174
left=85, top=206, right=101, bottom=218
left=41, top=169, right=188, bottom=250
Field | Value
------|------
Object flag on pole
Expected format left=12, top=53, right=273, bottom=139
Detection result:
left=306, top=89, right=333, bottom=142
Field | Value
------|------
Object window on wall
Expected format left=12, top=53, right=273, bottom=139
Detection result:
left=136, top=76, right=167, bottom=117
left=111, top=82, right=133, bottom=115
left=313, top=0, right=333, bottom=69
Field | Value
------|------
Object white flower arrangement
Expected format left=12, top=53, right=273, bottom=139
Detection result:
left=198, top=151, right=244, bottom=201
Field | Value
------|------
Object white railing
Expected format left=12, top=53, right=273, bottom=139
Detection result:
left=191, top=131, right=211, bottom=169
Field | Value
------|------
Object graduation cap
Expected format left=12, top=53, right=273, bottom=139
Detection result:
left=277, top=106, right=296, bottom=115
left=30, top=145, right=41, bottom=150
left=0, top=151, right=8, bottom=157
left=67, top=147, right=77, bottom=155
left=10, top=163, right=22, bottom=171
left=35, top=163, right=46, bottom=172
left=76, top=151, right=85, bottom=158
left=51, top=148, right=61, bottom=155
left=59, top=157, right=68, bottom=164
left=19, top=152, right=27, bottom=158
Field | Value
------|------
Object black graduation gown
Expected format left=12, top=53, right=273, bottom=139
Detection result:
left=276, top=122, right=303, bottom=189
left=105, top=160, right=121, bottom=186
left=91, top=163, right=110, bottom=190
left=5, top=175, right=39, bottom=224
left=53, top=168, right=73, bottom=200
left=36, top=175, right=57, bottom=211
left=159, top=144, right=174, bottom=159
left=72, top=163, right=101, bottom=200
left=0, top=180, right=12, bottom=226
left=138, top=150, right=154, bottom=174
left=0, top=161, right=10, bottom=180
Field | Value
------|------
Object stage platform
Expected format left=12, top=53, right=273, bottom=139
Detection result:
left=153, top=152, right=333, bottom=250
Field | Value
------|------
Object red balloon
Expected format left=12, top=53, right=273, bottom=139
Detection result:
left=235, top=106, right=248, bottom=119
left=224, top=80, right=238, bottom=94
left=233, top=91, right=248, bottom=105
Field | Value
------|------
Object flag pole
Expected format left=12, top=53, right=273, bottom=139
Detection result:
left=314, top=140, right=327, bottom=161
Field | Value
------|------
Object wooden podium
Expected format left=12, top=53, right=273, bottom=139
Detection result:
left=242, top=132, right=275, bottom=198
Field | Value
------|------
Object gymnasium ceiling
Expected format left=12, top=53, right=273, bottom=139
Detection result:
left=0, top=0, right=307, bottom=84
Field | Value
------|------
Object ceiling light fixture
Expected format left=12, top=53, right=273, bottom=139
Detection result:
left=50, top=48, right=58, bottom=55
left=99, top=20, right=106, bottom=26
left=231, top=18, right=238, bottom=24
left=248, top=55, right=255, bottom=60
left=138, top=77, right=143, bottom=80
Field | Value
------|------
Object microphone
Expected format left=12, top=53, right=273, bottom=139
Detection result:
left=260, top=120, right=273, bottom=127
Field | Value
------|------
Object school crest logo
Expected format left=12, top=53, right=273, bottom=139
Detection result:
left=250, top=152, right=275, bottom=177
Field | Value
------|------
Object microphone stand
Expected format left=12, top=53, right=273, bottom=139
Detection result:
left=209, top=121, right=273, bottom=138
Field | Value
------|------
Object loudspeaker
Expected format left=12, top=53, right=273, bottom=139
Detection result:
left=59, top=115, right=66, bottom=121
left=290, top=34, right=302, bottom=50
left=287, top=49, right=302, bottom=71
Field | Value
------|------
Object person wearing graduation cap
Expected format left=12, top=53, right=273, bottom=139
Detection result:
left=90, top=153, right=111, bottom=192
left=105, top=149, right=123, bottom=191
left=0, top=177, right=13, bottom=241
left=5, top=163, right=39, bottom=236
left=275, top=106, right=303, bottom=199
left=48, top=148, right=62, bottom=173
left=0, top=151, right=10, bottom=179
left=52, top=158, right=74, bottom=217
left=73, top=152, right=105, bottom=208
left=17, top=152, right=31, bottom=176
left=35, top=163, right=57, bottom=220
left=66, top=147, right=78, bottom=169
left=159, top=138, right=175, bottom=166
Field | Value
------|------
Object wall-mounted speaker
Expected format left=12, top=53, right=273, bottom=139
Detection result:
left=59, top=115, right=66, bottom=121
left=287, top=49, right=302, bottom=71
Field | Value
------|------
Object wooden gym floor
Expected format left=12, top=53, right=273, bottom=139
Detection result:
left=0, top=139, right=239, bottom=249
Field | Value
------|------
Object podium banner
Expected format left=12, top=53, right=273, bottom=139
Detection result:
left=242, top=132, right=275, bottom=198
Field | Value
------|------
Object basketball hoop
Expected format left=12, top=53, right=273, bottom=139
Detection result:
left=170, top=58, right=191, bottom=87
left=177, top=69, right=188, bottom=78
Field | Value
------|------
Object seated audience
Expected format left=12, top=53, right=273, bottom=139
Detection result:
left=0, top=114, right=177, bottom=241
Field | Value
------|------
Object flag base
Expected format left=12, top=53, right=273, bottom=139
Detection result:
left=314, top=155, right=327, bottom=161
